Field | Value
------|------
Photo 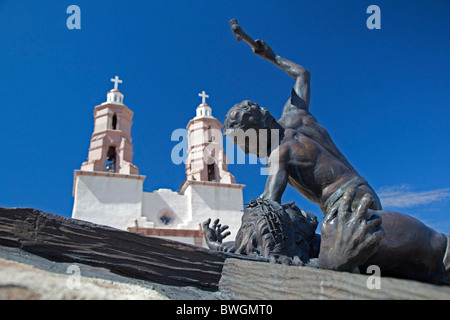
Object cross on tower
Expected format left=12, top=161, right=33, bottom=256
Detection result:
left=198, top=90, right=209, bottom=104
left=110, top=76, right=123, bottom=90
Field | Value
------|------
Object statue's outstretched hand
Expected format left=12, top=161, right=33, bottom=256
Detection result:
left=202, top=218, right=231, bottom=250
left=318, top=189, right=386, bottom=272
left=253, top=40, right=276, bottom=61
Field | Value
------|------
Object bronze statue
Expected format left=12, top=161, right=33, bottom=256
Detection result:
left=204, top=20, right=449, bottom=285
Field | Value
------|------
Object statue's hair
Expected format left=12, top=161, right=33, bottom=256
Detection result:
left=224, top=100, right=274, bottom=131
left=281, top=201, right=318, bottom=242
left=234, top=199, right=285, bottom=258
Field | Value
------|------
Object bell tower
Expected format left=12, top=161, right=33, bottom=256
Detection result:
left=178, top=90, right=245, bottom=240
left=80, top=76, right=139, bottom=175
left=72, top=76, right=145, bottom=230
left=184, top=91, right=236, bottom=184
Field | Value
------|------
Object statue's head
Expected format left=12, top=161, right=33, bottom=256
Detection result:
left=235, top=199, right=319, bottom=265
left=223, top=100, right=276, bottom=156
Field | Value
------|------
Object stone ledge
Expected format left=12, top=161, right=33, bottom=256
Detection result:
left=219, top=258, right=450, bottom=300
left=0, top=257, right=169, bottom=300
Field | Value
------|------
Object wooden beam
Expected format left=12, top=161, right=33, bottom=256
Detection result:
left=0, top=207, right=252, bottom=291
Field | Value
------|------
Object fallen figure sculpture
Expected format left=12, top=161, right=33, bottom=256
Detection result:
left=203, top=20, right=450, bottom=285
left=203, top=199, right=321, bottom=267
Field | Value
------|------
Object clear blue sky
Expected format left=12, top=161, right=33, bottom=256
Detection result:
left=1, top=1, right=449, bottom=233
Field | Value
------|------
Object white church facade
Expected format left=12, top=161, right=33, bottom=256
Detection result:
left=72, top=77, right=245, bottom=247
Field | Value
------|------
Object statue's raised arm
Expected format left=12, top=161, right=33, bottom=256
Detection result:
left=230, top=19, right=310, bottom=111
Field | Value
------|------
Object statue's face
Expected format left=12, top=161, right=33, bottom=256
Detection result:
left=224, top=101, right=271, bottom=155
